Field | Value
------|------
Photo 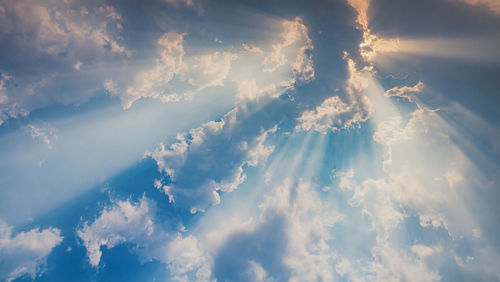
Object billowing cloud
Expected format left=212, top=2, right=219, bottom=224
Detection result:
left=263, top=17, right=314, bottom=77
left=334, top=103, right=500, bottom=280
left=115, top=31, right=188, bottom=109
left=77, top=197, right=157, bottom=267
left=297, top=57, right=372, bottom=132
left=0, top=0, right=130, bottom=123
left=208, top=179, right=342, bottom=281
left=77, top=197, right=211, bottom=280
left=0, top=219, right=63, bottom=281
left=149, top=109, right=279, bottom=213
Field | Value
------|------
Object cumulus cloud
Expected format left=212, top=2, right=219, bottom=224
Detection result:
left=77, top=197, right=157, bottom=267
left=77, top=197, right=211, bottom=280
left=334, top=103, right=500, bottom=280
left=0, top=0, right=129, bottom=56
left=235, top=80, right=279, bottom=102
left=149, top=109, right=280, bottom=213
left=144, top=16, right=318, bottom=214
left=209, top=179, right=342, bottom=281
left=117, top=31, right=187, bottom=109
left=263, top=17, right=314, bottom=76
left=112, top=16, right=314, bottom=109
left=297, top=57, right=372, bottom=132
left=188, top=51, right=238, bottom=90
left=109, top=31, right=240, bottom=109
left=0, top=0, right=131, bottom=124
left=0, top=219, right=63, bottom=281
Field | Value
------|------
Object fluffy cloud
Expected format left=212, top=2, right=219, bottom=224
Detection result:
left=149, top=109, right=279, bottom=213
left=0, top=219, right=63, bottom=281
left=297, top=57, right=372, bottom=132
left=209, top=179, right=342, bottom=281
left=77, top=197, right=211, bottom=280
left=334, top=103, right=500, bottom=280
left=116, top=32, right=188, bottom=109
left=147, top=16, right=317, bottom=213
left=384, top=81, right=424, bottom=104
left=108, top=31, right=239, bottom=109
left=0, top=0, right=130, bottom=124
left=263, top=17, right=313, bottom=73
left=77, top=197, right=157, bottom=267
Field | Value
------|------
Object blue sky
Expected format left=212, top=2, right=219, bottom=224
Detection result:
left=0, top=0, right=499, bottom=281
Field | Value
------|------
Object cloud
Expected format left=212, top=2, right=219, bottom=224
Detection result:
left=144, top=16, right=318, bottom=214
left=242, top=43, right=264, bottom=53
left=77, top=197, right=157, bottom=267
left=77, top=197, right=211, bottom=280
left=27, top=123, right=58, bottom=149
left=165, top=234, right=211, bottom=281
left=334, top=104, right=500, bottom=280
left=98, top=5, right=122, bottom=21
left=235, top=80, right=279, bottom=102
left=0, top=0, right=131, bottom=124
left=384, top=81, right=424, bottom=104
left=149, top=109, right=280, bottom=213
left=111, top=32, right=239, bottom=109
left=263, top=17, right=314, bottom=74
left=117, top=31, right=187, bottom=109
left=209, top=179, right=342, bottom=281
left=346, top=0, right=400, bottom=61
left=0, top=0, right=129, bottom=56
left=297, top=57, right=372, bottom=132
left=0, top=219, right=63, bottom=281
left=188, top=51, right=238, bottom=90
left=461, top=0, right=500, bottom=14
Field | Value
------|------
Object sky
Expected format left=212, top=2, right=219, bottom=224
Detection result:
left=0, top=0, right=499, bottom=281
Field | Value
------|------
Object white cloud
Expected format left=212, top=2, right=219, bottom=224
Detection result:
left=166, top=235, right=211, bottom=281
left=77, top=197, right=211, bottom=280
left=263, top=17, right=313, bottom=73
left=120, top=32, right=187, bottom=109
left=246, top=125, right=278, bottom=167
left=346, top=0, right=400, bottom=61
left=235, top=80, right=279, bottom=102
left=208, top=179, right=343, bottom=281
left=73, top=61, right=84, bottom=71
left=384, top=81, right=424, bottom=104
left=115, top=32, right=238, bottom=109
left=0, top=0, right=131, bottom=124
left=297, top=58, right=372, bottom=132
left=242, top=43, right=264, bottom=53
left=334, top=103, right=500, bottom=280
left=27, top=123, right=58, bottom=149
left=0, top=219, right=63, bottom=281
left=77, top=197, right=156, bottom=267
left=0, top=0, right=130, bottom=56
left=189, top=51, right=238, bottom=91
left=0, top=74, right=9, bottom=105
